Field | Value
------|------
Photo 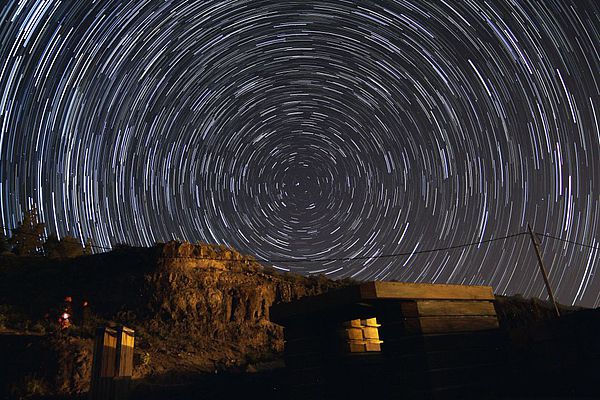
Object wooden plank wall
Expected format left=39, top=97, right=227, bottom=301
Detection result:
left=90, top=327, right=118, bottom=400
left=116, top=327, right=135, bottom=377
left=377, top=298, right=504, bottom=397
left=89, top=326, right=135, bottom=400
left=280, top=286, right=506, bottom=399
left=379, top=299, right=499, bottom=336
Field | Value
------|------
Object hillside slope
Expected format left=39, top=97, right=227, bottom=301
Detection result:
left=0, top=242, right=349, bottom=397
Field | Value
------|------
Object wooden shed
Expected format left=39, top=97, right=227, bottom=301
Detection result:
left=270, top=281, right=506, bottom=399
left=89, top=326, right=135, bottom=400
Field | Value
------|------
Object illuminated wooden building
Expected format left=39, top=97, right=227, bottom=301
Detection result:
left=270, top=281, right=505, bottom=399
left=89, top=326, right=135, bottom=400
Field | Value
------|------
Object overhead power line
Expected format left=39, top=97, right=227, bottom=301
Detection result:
left=536, top=232, right=600, bottom=251
left=7, top=225, right=600, bottom=263
left=262, top=232, right=530, bottom=263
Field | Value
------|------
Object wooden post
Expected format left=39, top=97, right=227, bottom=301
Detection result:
left=527, top=223, right=561, bottom=318
left=89, top=327, right=118, bottom=400
left=114, top=326, right=135, bottom=400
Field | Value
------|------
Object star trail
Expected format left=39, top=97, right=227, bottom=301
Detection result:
left=1, top=0, right=600, bottom=306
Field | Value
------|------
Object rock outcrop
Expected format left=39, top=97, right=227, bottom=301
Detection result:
left=139, top=242, right=346, bottom=370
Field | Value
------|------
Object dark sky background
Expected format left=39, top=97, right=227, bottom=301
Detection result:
left=1, top=0, right=600, bottom=307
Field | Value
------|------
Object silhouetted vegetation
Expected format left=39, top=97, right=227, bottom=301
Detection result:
left=2, top=206, right=91, bottom=260
left=43, top=235, right=85, bottom=259
left=8, top=207, right=45, bottom=256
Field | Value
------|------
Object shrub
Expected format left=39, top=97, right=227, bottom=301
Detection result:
left=9, top=374, right=49, bottom=398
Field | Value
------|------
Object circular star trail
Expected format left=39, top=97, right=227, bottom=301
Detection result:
left=1, top=0, right=600, bottom=306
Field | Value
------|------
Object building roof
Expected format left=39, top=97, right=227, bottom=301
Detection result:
left=270, top=281, right=494, bottom=325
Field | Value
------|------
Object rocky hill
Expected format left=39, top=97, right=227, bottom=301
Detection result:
left=0, top=242, right=351, bottom=398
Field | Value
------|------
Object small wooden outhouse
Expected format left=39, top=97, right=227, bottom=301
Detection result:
left=89, top=326, right=135, bottom=400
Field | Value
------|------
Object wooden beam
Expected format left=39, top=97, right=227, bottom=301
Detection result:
left=360, top=281, right=495, bottom=301
left=397, top=300, right=497, bottom=317
left=383, top=316, right=499, bottom=335
left=270, top=281, right=497, bottom=325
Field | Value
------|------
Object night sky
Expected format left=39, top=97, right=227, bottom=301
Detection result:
left=1, top=0, right=600, bottom=307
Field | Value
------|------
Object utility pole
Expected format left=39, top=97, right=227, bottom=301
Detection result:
left=527, top=223, right=560, bottom=318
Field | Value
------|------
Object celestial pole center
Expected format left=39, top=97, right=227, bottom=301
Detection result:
left=1, top=0, right=599, bottom=306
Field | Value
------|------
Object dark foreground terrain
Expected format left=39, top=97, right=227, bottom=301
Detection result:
left=0, top=243, right=596, bottom=399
